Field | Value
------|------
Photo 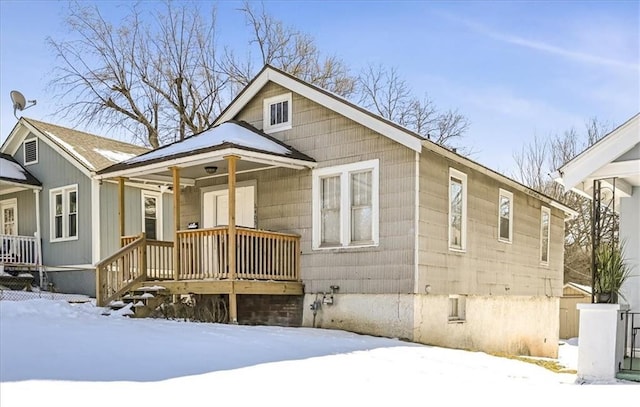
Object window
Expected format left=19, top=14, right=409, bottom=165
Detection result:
left=448, top=168, right=467, bottom=251
left=540, top=206, right=550, bottom=264
left=23, top=138, right=38, bottom=165
left=448, top=295, right=466, bottom=322
left=312, top=160, right=379, bottom=249
left=498, top=189, right=513, bottom=243
left=142, top=191, right=162, bottom=240
left=50, top=185, right=78, bottom=241
left=263, top=93, right=292, bottom=133
left=1, top=199, right=18, bottom=235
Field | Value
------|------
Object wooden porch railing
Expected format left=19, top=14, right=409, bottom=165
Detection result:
left=0, top=234, right=41, bottom=266
left=96, top=234, right=147, bottom=307
left=176, top=227, right=300, bottom=281
left=121, top=235, right=173, bottom=279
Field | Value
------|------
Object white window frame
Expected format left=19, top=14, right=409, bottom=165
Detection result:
left=141, top=190, right=163, bottom=241
left=540, top=206, right=551, bottom=265
left=448, top=295, right=466, bottom=323
left=498, top=189, right=513, bottom=243
left=23, top=138, right=38, bottom=165
left=312, top=159, right=379, bottom=250
left=448, top=168, right=467, bottom=252
left=263, top=93, right=292, bottom=133
left=1, top=198, right=18, bottom=236
left=50, top=184, right=78, bottom=242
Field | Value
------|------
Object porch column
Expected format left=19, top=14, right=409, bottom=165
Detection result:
left=171, top=166, right=181, bottom=281
left=225, top=155, right=239, bottom=324
left=118, top=177, right=126, bottom=246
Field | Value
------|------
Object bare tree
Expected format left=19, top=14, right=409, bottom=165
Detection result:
left=48, top=1, right=226, bottom=147
left=513, top=118, right=613, bottom=284
left=220, top=1, right=356, bottom=97
left=357, top=63, right=470, bottom=151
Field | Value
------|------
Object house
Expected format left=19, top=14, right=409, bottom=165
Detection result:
left=95, top=65, right=575, bottom=357
left=559, top=282, right=591, bottom=339
left=0, top=118, right=172, bottom=296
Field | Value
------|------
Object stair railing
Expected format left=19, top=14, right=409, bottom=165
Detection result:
left=96, top=233, right=147, bottom=307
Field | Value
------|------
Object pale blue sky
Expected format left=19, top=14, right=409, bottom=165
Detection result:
left=1, top=0, right=638, bottom=175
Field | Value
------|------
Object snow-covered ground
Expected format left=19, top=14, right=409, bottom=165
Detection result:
left=0, top=299, right=635, bottom=407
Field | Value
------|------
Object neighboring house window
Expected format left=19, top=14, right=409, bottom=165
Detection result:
left=312, top=160, right=379, bottom=249
left=263, top=93, right=292, bottom=133
left=23, top=138, right=38, bottom=165
left=448, top=168, right=467, bottom=251
left=142, top=191, right=162, bottom=240
left=540, top=206, right=550, bottom=264
left=50, top=185, right=78, bottom=241
left=448, top=295, right=466, bottom=322
left=498, top=189, right=513, bottom=243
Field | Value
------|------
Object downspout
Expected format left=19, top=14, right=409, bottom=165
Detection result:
left=33, top=189, right=43, bottom=288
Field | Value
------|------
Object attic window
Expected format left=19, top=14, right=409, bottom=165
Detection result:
left=263, top=93, right=292, bottom=133
left=23, top=138, right=38, bottom=165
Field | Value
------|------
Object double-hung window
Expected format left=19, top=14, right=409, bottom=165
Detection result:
left=50, top=185, right=78, bottom=241
left=263, top=93, right=292, bottom=133
left=142, top=191, right=162, bottom=240
left=313, top=160, right=379, bottom=249
left=540, top=206, right=550, bottom=264
left=498, top=189, right=513, bottom=243
left=448, top=168, right=467, bottom=251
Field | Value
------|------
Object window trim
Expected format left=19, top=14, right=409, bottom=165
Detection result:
left=540, top=206, right=551, bottom=265
left=312, top=159, right=379, bottom=250
left=50, top=184, right=79, bottom=242
left=448, top=294, right=467, bottom=323
left=141, top=190, right=163, bottom=241
left=498, top=189, right=514, bottom=244
left=263, top=93, right=292, bottom=133
left=448, top=168, right=467, bottom=252
left=23, top=138, right=38, bottom=165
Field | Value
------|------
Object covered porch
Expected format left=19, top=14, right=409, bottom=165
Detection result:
left=95, top=121, right=315, bottom=322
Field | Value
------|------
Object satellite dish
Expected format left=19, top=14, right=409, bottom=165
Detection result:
left=10, top=90, right=37, bottom=118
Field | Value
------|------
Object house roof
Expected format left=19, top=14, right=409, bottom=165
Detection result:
left=555, top=113, right=640, bottom=199
left=564, top=282, right=592, bottom=295
left=97, top=120, right=315, bottom=176
left=0, top=153, right=41, bottom=188
left=0, top=118, right=149, bottom=173
left=214, top=65, right=577, bottom=217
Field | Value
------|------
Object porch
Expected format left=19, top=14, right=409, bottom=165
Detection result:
left=0, top=234, right=43, bottom=290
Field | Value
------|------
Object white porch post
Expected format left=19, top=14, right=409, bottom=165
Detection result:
left=33, top=189, right=43, bottom=288
left=171, top=167, right=181, bottom=281
left=225, top=155, right=239, bottom=324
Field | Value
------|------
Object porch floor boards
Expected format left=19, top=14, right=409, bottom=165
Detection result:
left=138, top=279, right=304, bottom=296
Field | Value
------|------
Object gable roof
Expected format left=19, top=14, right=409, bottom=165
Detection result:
left=1, top=118, right=149, bottom=174
left=97, top=120, right=315, bottom=175
left=0, top=153, right=41, bottom=188
left=556, top=113, right=640, bottom=198
left=214, top=65, right=576, bottom=217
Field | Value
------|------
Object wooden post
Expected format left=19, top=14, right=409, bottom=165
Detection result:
left=118, top=177, right=126, bottom=246
left=171, top=167, right=181, bottom=281
left=226, top=155, right=239, bottom=323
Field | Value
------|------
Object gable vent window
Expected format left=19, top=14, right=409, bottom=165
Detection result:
left=23, top=138, right=38, bottom=165
left=263, top=93, right=292, bottom=133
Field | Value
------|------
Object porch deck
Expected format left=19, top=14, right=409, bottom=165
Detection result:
left=96, top=227, right=302, bottom=308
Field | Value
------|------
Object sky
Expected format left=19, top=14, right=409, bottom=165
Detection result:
left=0, top=0, right=638, bottom=176
left=1, top=297, right=634, bottom=407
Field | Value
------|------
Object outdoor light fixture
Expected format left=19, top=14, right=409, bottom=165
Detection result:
left=204, top=166, right=218, bottom=174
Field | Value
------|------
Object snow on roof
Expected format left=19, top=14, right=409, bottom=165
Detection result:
left=93, top=148, right=137, bottom=163
left=128, top=121, right=292, bottom=164
left=0, top=156, right=27, bottom=180
left=45, top=131, right=96, bottom=170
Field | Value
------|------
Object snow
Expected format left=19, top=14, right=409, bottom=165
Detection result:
left=93, top=148, right=137, bottom=163
left=128, top=122, right=291, bottom=164
left=45, top=131, right=95, bottom=170
left=0, top=156, right=27, bottom=180
left=0, top=299, right=634, bottom=407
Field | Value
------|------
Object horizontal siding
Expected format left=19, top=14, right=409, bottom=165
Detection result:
left=417, top=149, right=564, bottom=297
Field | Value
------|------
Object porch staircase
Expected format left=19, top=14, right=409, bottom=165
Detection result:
left=102, top=285, right=168, bottom=318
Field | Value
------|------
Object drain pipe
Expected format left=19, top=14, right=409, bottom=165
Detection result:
left=310, top=293, right=322, bottom=328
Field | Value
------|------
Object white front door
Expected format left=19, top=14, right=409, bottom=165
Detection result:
left=202, top=186, right=255, bottom=228
left=0, top=199, right=18, bottom=235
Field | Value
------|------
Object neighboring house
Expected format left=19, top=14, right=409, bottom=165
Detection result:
left=95, top=65, right=574, bottom=357
left=560, top=282, right=591, bottom=339
left=556, top=113, right=639, bottom=312
left=0, top=118, right=173, bottom=296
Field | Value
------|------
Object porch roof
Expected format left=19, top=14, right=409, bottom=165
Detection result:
left=0, top=153, right=41, bottom=193
left=96, top=121, right=316, bottom=180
